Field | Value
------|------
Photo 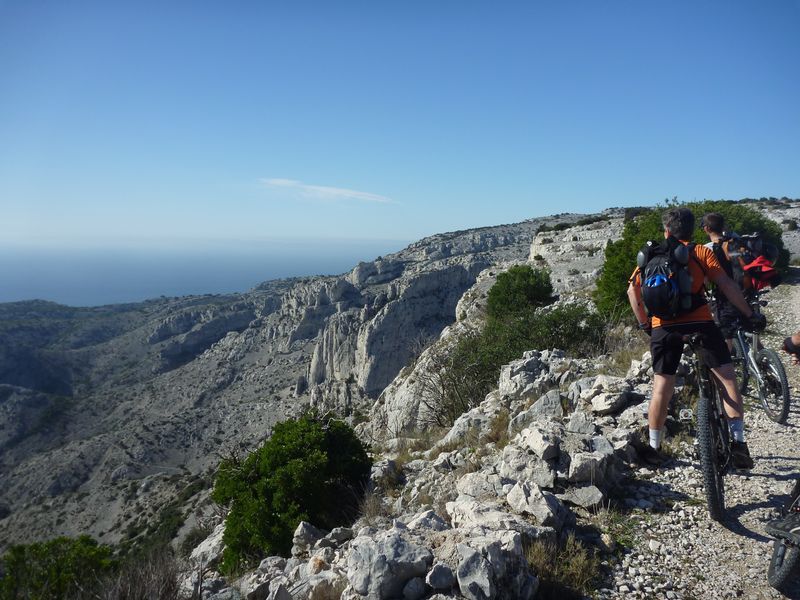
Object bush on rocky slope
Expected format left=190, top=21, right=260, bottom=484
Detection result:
left=0, top=535, right=116, bottom=599
left=211, top=414, right=371, bottom=574
left=595, top=200, right=787, bottom=315
left=486, top=265, right=554, bottom=318
left=418, top=266, right=605, bottom=426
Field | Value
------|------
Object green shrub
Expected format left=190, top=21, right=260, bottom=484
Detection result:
left=418, top=264, right=606, bottom=427
left=211, top=415, right=370, bottom=573
left=0, top=535, right=116, bottom=599
left=575, top=215, right=607, bottom=227
left=487, top=266, right=553, bottom=320
left=595, top=200, right=787, bottom=315
left=537, top=222, right=571, bottom=233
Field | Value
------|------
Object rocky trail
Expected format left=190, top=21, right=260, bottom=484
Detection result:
left=598, top=270, right=800, bottom=599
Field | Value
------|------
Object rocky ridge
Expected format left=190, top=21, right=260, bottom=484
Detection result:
left=4, top=200, right=800, bottom=599
left=0, top=212, right=601, bottom=549
left=174, top=200, right=800, bottom=600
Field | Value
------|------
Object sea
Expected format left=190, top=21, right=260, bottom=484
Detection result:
left=0, top=239, right=408, bottom=307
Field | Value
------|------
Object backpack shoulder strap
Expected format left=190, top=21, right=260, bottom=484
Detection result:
left=687, top=243, right=707, bottom=275
left=712, top=241, right=734, bottom=278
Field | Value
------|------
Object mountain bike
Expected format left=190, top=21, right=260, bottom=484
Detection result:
left=730, top=290, right=790, bottom=423
left=686, top=333, right=731, bottom=522
left=768, top=478, right=800, bottom=594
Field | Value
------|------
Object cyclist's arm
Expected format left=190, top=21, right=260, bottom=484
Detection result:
left=709, top=272, right=754, bottom=318
left=627, top=280, right=649, bottom=326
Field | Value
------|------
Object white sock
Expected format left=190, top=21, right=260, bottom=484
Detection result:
left=729, top=418, right=745, bottom=443
left=649, top=428, right=663, bottom=450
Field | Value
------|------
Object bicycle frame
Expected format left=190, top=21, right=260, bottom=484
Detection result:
left=735, top=328, right=768, bottom=390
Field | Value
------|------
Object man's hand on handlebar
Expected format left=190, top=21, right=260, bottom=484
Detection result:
left=742, top=312, right=767, bottom=333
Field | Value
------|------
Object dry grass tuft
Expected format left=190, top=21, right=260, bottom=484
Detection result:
left=481, top=409, right=510, bottom=448
left=525, top=532, right=599, bottom=599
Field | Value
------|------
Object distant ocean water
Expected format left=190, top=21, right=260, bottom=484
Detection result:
left=0, top=240, right=408, bottom=307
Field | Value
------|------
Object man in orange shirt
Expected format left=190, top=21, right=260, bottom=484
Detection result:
left=627, top=207, right=766, bottom=468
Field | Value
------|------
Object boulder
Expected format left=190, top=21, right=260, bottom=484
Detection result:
left=527, top=389, right=565, bottom=420
left=292, top=522, right=328, bottom=558
left=566, top=410, right=596, bottom=435
left=558, top=484, right=605, bottom=510
left=346, top=530, right=433, bottom=599
left=239, top=571, right=272, bottom=600
left=567, top=451, right=607, bottom=484
left=307, top=570, right=348, bottom=600
left=446, top=499, right=551, bottom=540
left=456, top=470, right=506, bottom=499
left=516, top=426, right=560, bottom=461
left=190, top=522, right=226, bottom=568
left=406, top=510, right=450, bottom=532
left=499, top=445, right=556, bottom=489
left=327, top=527, right=355, bottom=544
left=258, top=556, right=286, bottom=573
left=426, top=563, right=455, bottom=590
left=457, top=544, right=494, bottom=600
left=590, top=391, right=632, bottom=415
left=505, top=482, right=566, bottom=530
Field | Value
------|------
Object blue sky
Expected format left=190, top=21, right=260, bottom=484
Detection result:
left=2, top=0, right=799, bottom=250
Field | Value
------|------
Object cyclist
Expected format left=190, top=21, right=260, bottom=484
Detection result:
left=701, top=212, right=740, bottom=350
left=628, top=207, right=766, bottom=468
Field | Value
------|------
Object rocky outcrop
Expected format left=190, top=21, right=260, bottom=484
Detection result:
left=529, top=212, right=624, bottom=293
left=181, top=339, right=663, bottom=599
left=158, top=308, right=257, bottom=371
left=0, top=385, right=61, bottom=453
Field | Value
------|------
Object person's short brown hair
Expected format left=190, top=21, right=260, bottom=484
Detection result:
left=662, top=207, right=695, bottom=240
left=701, top=212, right=725, bottom=235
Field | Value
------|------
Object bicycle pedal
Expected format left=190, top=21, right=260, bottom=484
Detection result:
left=679, top=408, right=694, bottom=422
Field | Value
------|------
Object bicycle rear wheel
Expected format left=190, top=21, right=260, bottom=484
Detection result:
left=756, top=348, right=790, bottom=424
left=696, top=392, right=725, bottom=521
left=731, top=337, right=749, bottom=395
left=768, top=479, right=800, bottom=593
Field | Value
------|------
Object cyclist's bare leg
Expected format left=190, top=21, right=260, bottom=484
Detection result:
left=710, top=363, right=744, bottom=420
left=649, top=373, right=675, bottom=430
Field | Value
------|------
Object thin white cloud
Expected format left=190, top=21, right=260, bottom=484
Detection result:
left=261, top=178, right=396, bottom=204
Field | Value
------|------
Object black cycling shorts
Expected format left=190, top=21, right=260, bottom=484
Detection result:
left=651, top=321, right=732, bottom=376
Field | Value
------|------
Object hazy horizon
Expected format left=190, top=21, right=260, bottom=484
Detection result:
left=0, top=238, right=408, bottom=307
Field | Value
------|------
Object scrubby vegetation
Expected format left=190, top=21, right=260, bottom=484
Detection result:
left=0, top=535, right=116, bottom=599
left=211, top=413, right=370, bottom=573
left=595, top=200, right=787, bottom=315
left=525, top=532, right=600, bottom=599
left=418, top=266, right=605, bottom=427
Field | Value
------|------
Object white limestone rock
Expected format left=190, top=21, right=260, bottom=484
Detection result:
left=346, top=530, right=433, bottom=599
left=190, top=522, right=226, bottom=568
left=505, top=481, right=567, bottom=530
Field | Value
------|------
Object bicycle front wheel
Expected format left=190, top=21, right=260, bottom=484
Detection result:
left=756, top=348, right=790, bottom=424
left=696, top=393, right=725, bottom=521
left=732, top=336, right=749, bottom=395
left=768, top=479, right=800, bottom=593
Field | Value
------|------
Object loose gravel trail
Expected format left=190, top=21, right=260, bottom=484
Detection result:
left=598, top=270, right=800, bottom=600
